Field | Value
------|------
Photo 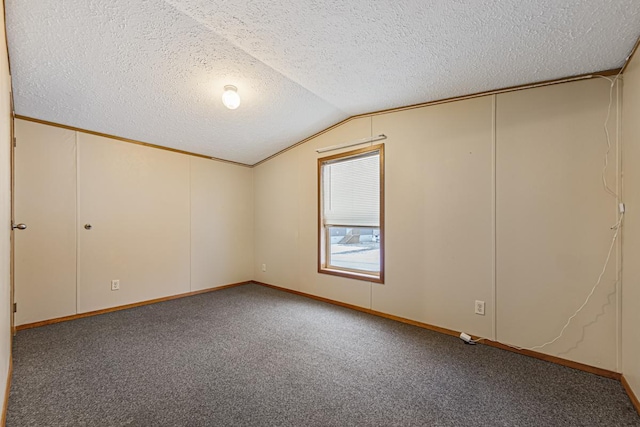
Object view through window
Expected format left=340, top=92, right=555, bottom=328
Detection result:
left=318, top=144, right=384, bottom=283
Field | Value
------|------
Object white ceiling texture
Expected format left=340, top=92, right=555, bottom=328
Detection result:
left=6, top=1, right=640, bottom=165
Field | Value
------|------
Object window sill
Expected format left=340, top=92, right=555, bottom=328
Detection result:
left=318, top=267, right=384, bottom=284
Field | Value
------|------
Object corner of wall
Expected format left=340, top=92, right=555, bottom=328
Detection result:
left=0, top=0, right=12, bottom=419
left=621, top=40, right=640, bottom=408
left=249, top=162, right=256, bottom=281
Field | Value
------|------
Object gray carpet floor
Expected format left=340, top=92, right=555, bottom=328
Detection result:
left=7, top=283, right=640, bottom=426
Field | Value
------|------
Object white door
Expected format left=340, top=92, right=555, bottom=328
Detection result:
left=13, top=120, right=77, bottom=326
left=76, top=133, right=190, bottom=313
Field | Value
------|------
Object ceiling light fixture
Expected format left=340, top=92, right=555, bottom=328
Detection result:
left=222, top=85, right=240, bottom=110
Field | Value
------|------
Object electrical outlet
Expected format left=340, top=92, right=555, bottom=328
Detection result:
left=261, top=264, right=267, bottom=272
left=475, top=300, right=485, bottom=315
left=111, top=279, right=120, bottom=291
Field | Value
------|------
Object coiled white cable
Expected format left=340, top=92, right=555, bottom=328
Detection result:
left=480, top=71, right=625, bottom=352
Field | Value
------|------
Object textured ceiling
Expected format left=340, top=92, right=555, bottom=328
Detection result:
left=6, top=0, right=640, bottom=165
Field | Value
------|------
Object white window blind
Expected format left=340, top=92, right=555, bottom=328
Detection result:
left=322, top=151, right=380, bottom=227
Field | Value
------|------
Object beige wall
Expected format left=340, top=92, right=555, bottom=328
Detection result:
left=622, top=54, right=640, bottom=398
left=7, top=62, right=633, bottom=393
left=13, top=119, right=254, bottom=324
left=496, top=80, right=620, bottom=370
left=254, top=117, right=375, bottom=306
left=190, top=156, right=254, bottom=291
left=372, top=97, right=494, bottom=339
left=77, top=134, right=191, bottom=312
left=0, top=0, right=12, bottom=412
left=254, top=78, right=622, bottom=371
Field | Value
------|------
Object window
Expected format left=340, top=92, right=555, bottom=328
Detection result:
left=318, top=144, right=384, bottom=283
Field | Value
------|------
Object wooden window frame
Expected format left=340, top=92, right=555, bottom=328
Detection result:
left=317, top=144, right=385, bottom=284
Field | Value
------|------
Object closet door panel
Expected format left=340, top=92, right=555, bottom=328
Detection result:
left=14, top=120, right=77, bottom=325
left=77, top=134, right=190, bottom=313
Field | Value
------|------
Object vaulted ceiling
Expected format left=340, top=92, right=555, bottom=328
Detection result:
left=6, top=1, right=640, bottom=165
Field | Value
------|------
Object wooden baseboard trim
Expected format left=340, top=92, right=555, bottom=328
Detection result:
left=12, top=280, right=627, bottom=386
left=622, top=375, right=640, bottom=415
left=483, top=340, right=620, bottom=380
left=15, top=281, right=250, bottom=331
left=253, top=281, right=461, bottom=338
left=252, top=281, right=621, bottom=381
left=1, top=357, right=12, bottom=427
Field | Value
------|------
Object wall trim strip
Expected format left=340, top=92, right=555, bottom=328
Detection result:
left=2, top=0, right=11, bottom=76
left=15, top=281, right=250, bottom=331
left=622, top=375, right=640, bottom=415
left=1, top=357, right=11, bottom=426
left=11, top=70, right=621, bottom=170
left=254, top=281, right=461, bottom=336
left=13, top=115, right=252, bottom=168
left=252, top=280, right=621, bottom=381
left=251, top=68, right=621, bottom=167
left=484, top=340, right=620, bottom=380
left=622, top=35, right=640, bottom=74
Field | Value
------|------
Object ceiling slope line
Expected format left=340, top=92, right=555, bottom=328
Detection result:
left=622, top=34, right=640, bottom=74
left=14, top=68, right=622, bottom=169
left=159, top=0, right=349, bottom=117
left=251, top=68, right=622, bottom=167
left=13, top=114, right=253, bottom=168
left=2, top=0, right=11, bottom=76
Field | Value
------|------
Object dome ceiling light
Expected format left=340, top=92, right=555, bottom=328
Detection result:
left=222, top=85, right=240, bottom=110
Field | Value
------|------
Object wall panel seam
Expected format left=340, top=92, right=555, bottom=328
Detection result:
left=616, top=79, right=623, bottom=372
left=492, top=94, right=497, bottom=342
left=188, top=158, right=192, bottom=292
left=74, top=130, right=79, bottom=315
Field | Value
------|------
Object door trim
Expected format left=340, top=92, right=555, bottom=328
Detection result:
left=9, top=88, right=14, bottom=336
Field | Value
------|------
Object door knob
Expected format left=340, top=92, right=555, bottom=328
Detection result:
left=11, top=223, right=27, bottom=230
left=84, top=224, right=92, bottom=230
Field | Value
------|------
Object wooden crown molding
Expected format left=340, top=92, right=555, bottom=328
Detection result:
left=13, top=115, right=253, bottom=168
left=622, top=34, right=640, bottom=74
left=11, top=68, right=622, bottom=170
left=251, top=68, right=621, bottom=167
left=2, top=0, right=11, bottom=76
